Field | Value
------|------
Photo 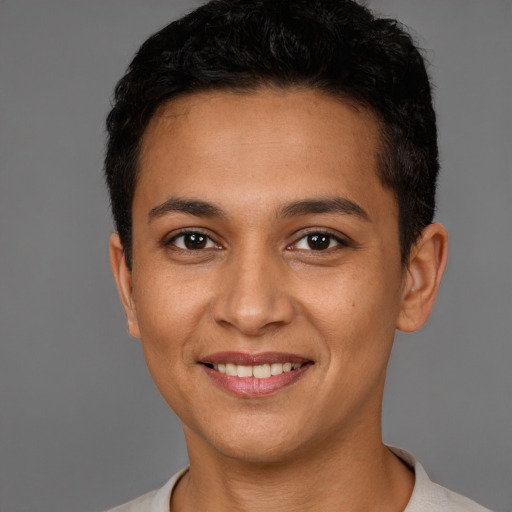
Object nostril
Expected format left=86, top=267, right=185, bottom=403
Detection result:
left=212, top=294, right=296, bottom=333
left=210, top=264, right=296, bottom=335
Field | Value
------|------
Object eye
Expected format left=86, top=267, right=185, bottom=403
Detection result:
left=168, top=231, right=218, bottom=250
left=293, top=232, right=346, bottom=251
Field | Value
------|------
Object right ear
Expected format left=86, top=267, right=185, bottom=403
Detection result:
left=109, top=233, right=141, bottom=339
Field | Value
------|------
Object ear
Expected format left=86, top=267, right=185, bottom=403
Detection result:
left=396, top=223, right=449, bottom=333
left=109, top=233, right=141, bottom=339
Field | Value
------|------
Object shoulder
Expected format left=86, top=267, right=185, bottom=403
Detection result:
left=423, top=481, right=494, bottom=512
left=104, top=468, right=189, bottom=512
left=389, top=447, right=493, bottom=512
left=106, top=489, right=159, bottom=512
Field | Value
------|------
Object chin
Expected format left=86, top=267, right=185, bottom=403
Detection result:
left=216, top=435, right=305, bottom=464
left=185, top=413, right=313, bottom=464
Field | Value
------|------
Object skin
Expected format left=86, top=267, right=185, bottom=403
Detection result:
left=110, top=88, right=448, bottom=512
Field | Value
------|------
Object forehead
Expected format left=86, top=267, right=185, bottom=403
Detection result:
left=135, top=88, right=392, bottom=220
left=141, top=87, right=381, bottom=157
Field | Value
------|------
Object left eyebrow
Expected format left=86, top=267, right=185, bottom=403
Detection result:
left=279, top=197, right=370, bottom=221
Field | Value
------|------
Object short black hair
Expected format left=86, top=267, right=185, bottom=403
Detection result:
left=105, top=0, right=438, bottom=268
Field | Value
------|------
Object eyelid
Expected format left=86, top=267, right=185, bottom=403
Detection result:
left=163, top=228, right=222, bottom=249
left=288, top=228, right=351, bottom=251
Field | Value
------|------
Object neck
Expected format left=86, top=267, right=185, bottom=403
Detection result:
left=172, top=424, right=414, bottom=512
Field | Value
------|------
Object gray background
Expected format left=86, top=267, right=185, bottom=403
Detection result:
left=0, top=1, right=510, bottom=511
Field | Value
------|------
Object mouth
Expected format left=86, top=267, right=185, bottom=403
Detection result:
left=199, top=352, right=313, bottom=397
left=204, top=361, right=304, bottom=378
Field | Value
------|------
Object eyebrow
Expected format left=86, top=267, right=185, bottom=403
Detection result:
left=148, top=197, right=225, bottom=221
left=148, top=195, right=369, bottom=223
left=279, top=197, right=369, bottom=221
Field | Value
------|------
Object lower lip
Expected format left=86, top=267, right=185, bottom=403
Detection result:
left=201, top=363, right=312, bottom=397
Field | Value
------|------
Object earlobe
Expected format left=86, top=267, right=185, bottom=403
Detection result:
left=109, top=233, right=141, bottom=339
left=396, top=223, right=449, bottom=333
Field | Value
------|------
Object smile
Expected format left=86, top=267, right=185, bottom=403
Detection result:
left=200, top=352, right=313, bottom=397
left=210, top=362, right=303, bottom=378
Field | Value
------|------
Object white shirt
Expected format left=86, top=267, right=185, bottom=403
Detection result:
left=106, top=447, right=492, bottom=512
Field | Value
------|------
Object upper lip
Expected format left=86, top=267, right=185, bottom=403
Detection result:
left=200, top=351, right=311, bottom=366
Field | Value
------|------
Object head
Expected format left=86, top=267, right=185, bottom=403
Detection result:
left=105, top=0, right=448, bottom=463
left=105, top=0, right=439, bottom=269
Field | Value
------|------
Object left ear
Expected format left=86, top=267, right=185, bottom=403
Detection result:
left=397, top=223, right=449, bottom=333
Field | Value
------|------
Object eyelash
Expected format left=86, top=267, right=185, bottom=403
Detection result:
left=165, top=230, right=220, bottom=251
left=164, top=229, right=349, bottom=252
left=289, top=230, right=350, bottom=251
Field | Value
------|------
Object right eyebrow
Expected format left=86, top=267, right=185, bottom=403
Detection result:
left=148, top=197, right=225, bottom=222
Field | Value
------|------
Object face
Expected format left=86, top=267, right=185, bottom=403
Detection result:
left=112, top=89, right=418, bottom=463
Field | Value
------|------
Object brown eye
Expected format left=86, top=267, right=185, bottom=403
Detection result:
left=170, top=232, right=217, bottom=250
left=183, top=233, right=207, bottom=249
left=292, top=232, right=347, bottom=251
left=307, top=234, right=331, bottom=250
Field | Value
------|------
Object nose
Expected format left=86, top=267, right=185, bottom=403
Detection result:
left=211, top=247, right=295, bottom=336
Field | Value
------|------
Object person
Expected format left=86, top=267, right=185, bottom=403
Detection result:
left=104, top=1, right=491, bottom=510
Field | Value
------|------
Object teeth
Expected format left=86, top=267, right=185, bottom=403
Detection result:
left=237, top=365, right=253, bottom=378
left=212, top=362, right=303, bottom=378
left=270, top=363, right=282, bottom=375
left=253, top=364, right=271, bottom=378
left=225, top=363, right=237, bottom=376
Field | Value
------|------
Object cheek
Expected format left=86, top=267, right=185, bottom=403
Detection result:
left=131, top=265, right=208, bottom=358
left=304, top=258, right=402, bottom=357
left=131, top=270, right=205, bottom=414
